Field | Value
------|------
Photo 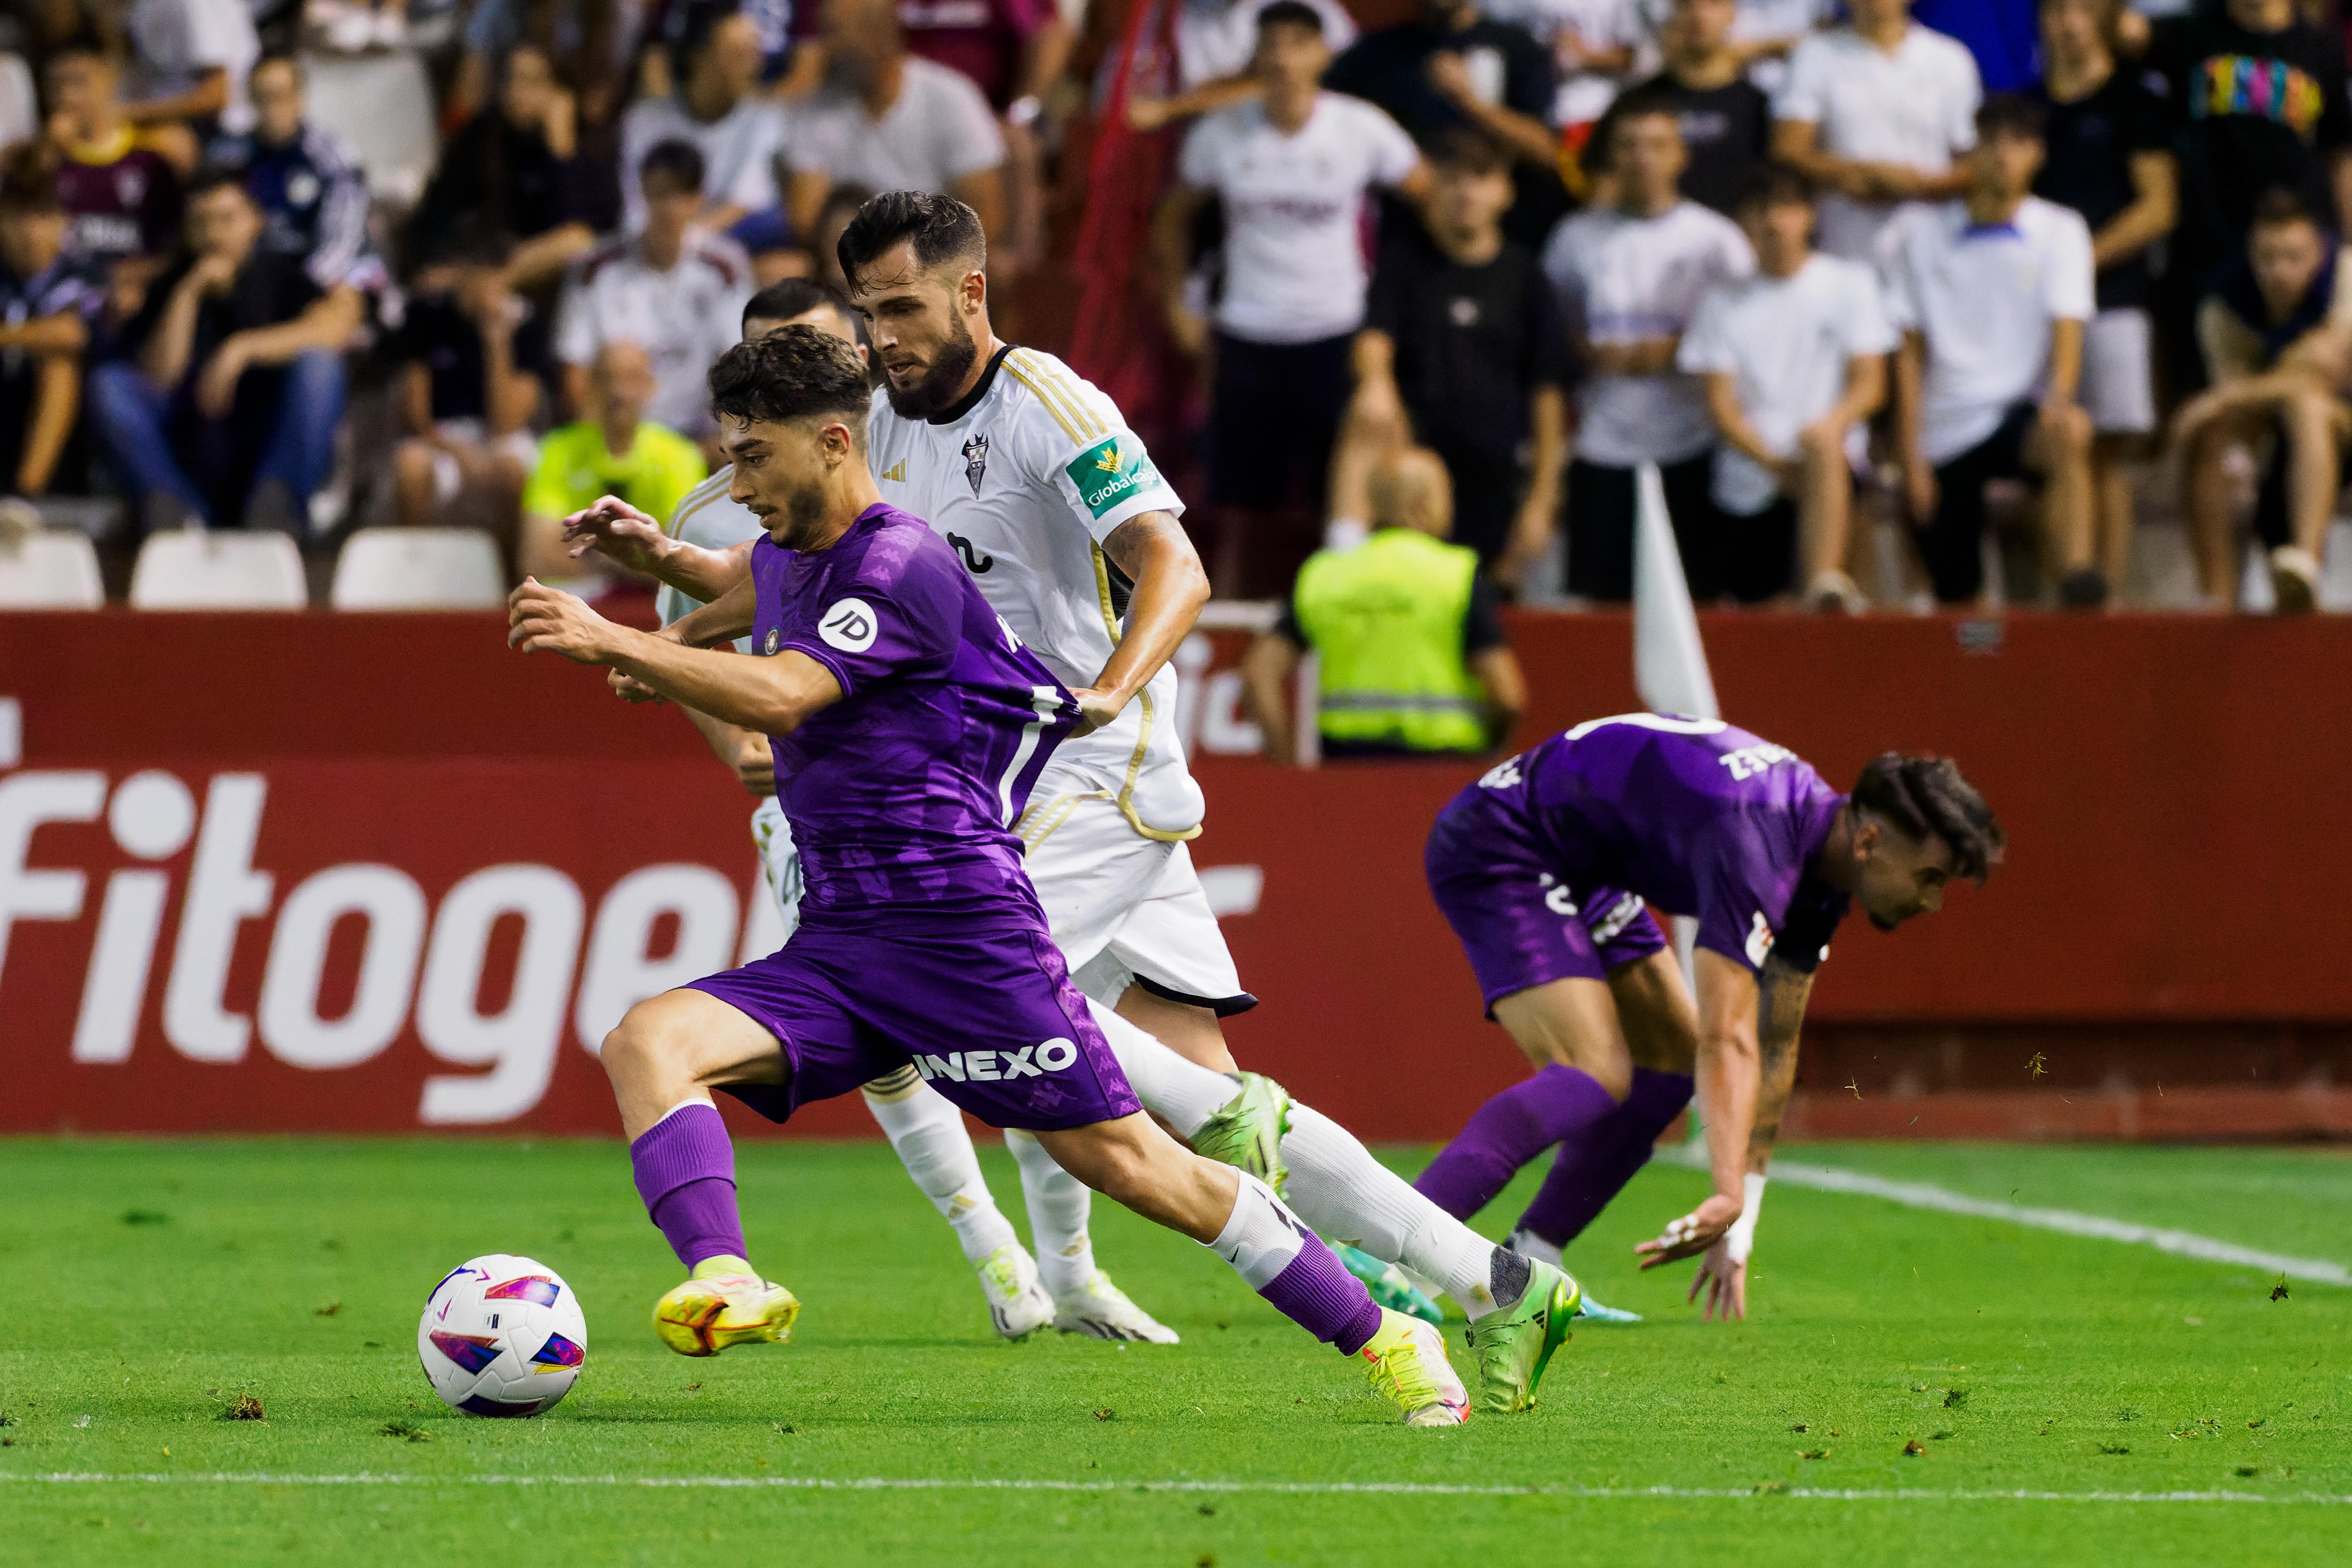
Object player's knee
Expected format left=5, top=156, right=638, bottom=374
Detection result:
left=2285, top=388, right=2336, bottom=438
left=600, top=999, right=684, bottom=1084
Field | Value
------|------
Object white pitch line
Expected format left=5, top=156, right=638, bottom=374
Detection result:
left=3, top=1473, right=2349, bottom=1506
left=1653, top=1148, right=2352, bottom=1287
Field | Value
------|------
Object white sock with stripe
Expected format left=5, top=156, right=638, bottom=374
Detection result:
left=1004, top=1128, right=1097, bottom=1297
left=861, top=1075, right=1020, bottom=1264
left=1083, top=1000, right=1500, bottom=1317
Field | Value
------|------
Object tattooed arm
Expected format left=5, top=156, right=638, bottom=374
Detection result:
left=1746, top=951, right=1818, bottom=1175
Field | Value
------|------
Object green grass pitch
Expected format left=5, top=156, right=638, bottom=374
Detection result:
left=2, top=1137, right=2347, bottom=1566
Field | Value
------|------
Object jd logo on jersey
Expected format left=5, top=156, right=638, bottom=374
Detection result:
left=962, top=433, right=990, bottom=496
left=1065, top=435, right=1160, bottom=520
left=948, top=532, right=994, bottom=573
left=818, top=597, right=879, bottom=654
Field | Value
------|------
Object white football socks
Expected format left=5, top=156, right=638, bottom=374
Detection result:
left=1207, top=1170, right=1306, bottom=1287
left=1004, top=1128, right=1097, bottom=1297
left=861, top=1078, right=1020, bottom=1264
left=1083, top=999, right=1502, bottom=1319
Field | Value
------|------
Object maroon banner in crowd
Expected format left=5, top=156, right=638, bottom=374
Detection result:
left=4, top=610, right=2349, bottom=1140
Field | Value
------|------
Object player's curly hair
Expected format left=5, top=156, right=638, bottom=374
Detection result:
left=1851, top=754, right=2006, bottom=884
left=836, top=191, right=986, bottom=291
left=707, top=325, right=870, bottom=442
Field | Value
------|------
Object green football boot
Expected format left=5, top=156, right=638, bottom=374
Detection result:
left=1465, top=1258, right=1579, bottom=1414
left=1189, top=1071, right=1291, bottom=1192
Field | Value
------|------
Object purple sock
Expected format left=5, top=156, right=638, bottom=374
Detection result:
left=1513, top=1069, right=1695, bottom=1247
left=1413, top=1064, right=1620, bottom=1221
left=1259, top=1238, right=1386, bottom=1355
left=629, top=1103, right=747, bottom=1268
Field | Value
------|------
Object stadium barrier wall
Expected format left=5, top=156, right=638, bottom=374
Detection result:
left=4, top=609, right=2348, bottom=1141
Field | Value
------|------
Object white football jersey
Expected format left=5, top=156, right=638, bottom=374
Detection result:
left=657, top=466, right=765, bottom=652
left=867, top=345, right=1204, bottom=842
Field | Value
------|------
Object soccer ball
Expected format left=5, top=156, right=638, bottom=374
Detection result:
left=417, top=1254, right=587, bottom=1418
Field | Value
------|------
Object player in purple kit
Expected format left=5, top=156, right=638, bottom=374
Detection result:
left=1412, top=714, right=2004, bottom=1321
left=506, top=325, right=1468, bottom=1424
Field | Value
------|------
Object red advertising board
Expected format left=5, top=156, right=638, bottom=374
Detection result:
left=5, top=609, right=2349, bottom=1140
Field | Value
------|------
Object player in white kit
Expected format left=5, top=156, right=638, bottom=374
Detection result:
left=568, top=194, right=1583, bottom=1414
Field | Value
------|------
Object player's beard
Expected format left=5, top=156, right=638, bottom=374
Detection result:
left=772, top=485, right=831, bottom=551
left=883, top=314, right=980, bottom=420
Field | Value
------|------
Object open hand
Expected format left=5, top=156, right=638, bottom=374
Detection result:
left=509, top=578, right=618, bottom=663
left=1688, top=1239, right=1746, bottom=1322
left=562, top=495, right=668, bottom=572
left=1635, top=1192, right=1743, bottom=1269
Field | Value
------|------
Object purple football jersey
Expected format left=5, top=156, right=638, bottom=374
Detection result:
left=1453, top=715, right=1850, bottom=974
left=750, top=503, right=1080, bottom=931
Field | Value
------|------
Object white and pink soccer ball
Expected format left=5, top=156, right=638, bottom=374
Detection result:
left=417, top=1254, right=587, bottom=1418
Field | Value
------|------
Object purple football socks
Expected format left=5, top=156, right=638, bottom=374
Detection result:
left=1261, top=1239, right=1386, bottom=1355
left=1514, top=1068, right=1696, bottom=1247
left=1413, top=1063, right=1621, bottom=1220
left=630, top=1102, right=748, bottom=1268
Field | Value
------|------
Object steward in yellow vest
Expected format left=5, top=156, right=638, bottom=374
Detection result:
left=1242, top=448, right=1525, bottom=762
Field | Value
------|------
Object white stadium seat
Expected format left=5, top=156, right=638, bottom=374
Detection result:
left=129, top=530, right=308, bottom=609
left=331, top=527, right=506, bottom=609
left=0, top=529, right=105, bottom=608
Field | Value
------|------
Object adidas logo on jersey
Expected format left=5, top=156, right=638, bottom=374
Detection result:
left=913, top=1040, right=1082, bottom=1083
left=881, top=460, right=906, bottom=482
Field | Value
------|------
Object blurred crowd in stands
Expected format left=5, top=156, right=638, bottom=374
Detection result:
left=4, top=0, right=2352, bottom=624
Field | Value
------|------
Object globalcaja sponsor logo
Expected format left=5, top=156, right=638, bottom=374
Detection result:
left=1065, top=436, right=1160, bottom=520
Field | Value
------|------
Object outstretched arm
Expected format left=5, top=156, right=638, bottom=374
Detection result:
left=1072, top=510, right=1209, bottom=732
left=510, top=580, right=835, bottom=734
left=561, top=495, right=758, bottom=599
left=1635, top=949, right=1759, bottom=1312
left=1745, top=952, right=1816, bottom=1176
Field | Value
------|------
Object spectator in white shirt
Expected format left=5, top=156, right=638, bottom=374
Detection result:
left=1123, top=0, right=1359, bottom=131
left=1541, top=92, right=1752, bottom=602
left=1887, top=94, right=2100, bottom=608
left=1678, top=165, right=1892, bottom=608
left=1770, top=0, right=1980, bottom=261
left=122, top=0, right=261, bottom=139
left=784, top=0, right=1009, bottom=249
left=554, top=139, right=753, bottom=443
left=621, top=7, right=788, bottom=238
left=1154, top=1, right=1429, bottom=596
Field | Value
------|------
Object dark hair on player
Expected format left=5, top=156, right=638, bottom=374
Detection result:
left=1975, top=92, right=2046, bottom=142
left=1851, top=754, right=2006, bottom=885
left=1427, top=126, right=1508, bottom=177
left=709, top=324, right=872, bottom=442
left=745, top=276, right=853, bottom=329
left=1254, top=1, right=1326, bottom=37
left=836, top=190, right=986, bottom=289
left=1737, top=162, right=1815, bottom=211
left=410, top=213, right=514, bottom=273
left=639, top=138, right=707, bottom=198
left=46, top=31, right=115, bottom=64
left=2250, top=186, right=2321, bottom=232
left=1610, top=87, right=1684, bottom=132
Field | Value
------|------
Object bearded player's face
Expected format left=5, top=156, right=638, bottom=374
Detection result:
left=845, top=240, right=982, bottom=420
left=1852, top=820, right=1958, bottom=933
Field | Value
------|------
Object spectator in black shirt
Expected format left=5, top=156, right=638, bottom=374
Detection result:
left=2032, top=0, right=2176, bottom=593
left=389, top=225, right=547, bottom=546
left=0, top=153, right=104, bottom=500
left=1349, top=127, right=1569, bottom=585
left=1325, top=0, right=1563, bottom=245
left=1588, top=0, right=1772, bottom=217
left=2138, top=0, right=2352, bottom=382
left=87, top=169, right=362, bottom=531
left=409, top=44, right=598, bottom=294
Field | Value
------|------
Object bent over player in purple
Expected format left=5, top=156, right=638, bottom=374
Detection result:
left=507, top=326, right=1467, bottom=1424
left=1413, top=714, right=2005, bottom=1321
